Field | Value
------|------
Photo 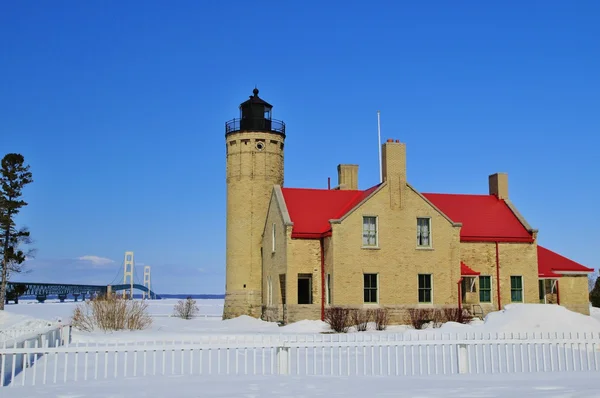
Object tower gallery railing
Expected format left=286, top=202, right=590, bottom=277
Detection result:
left=225, top=118, right=285, bottom=135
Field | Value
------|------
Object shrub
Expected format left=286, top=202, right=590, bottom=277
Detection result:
left=324, top=307, right=351, bottom=333
left=590, top=276, right=600, bottom=308
left=173, top=297, right=200, bottom=320
left=350, top=309, right=371, bottom=332
left=372, top=308, right=389, bottom=331
left=442, top=307, right=473, bottom=324
left=71, top=295, right=152, bottom=332
left=407, top=308, right=436, bottom=329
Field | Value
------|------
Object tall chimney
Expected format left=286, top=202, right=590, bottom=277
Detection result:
left=381, top=139, right=406, bottom=209
left=489, top=173, right=508, bottom=200
left=337, top=164, right=359, bottom=190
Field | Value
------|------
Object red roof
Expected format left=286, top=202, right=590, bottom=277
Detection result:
left=282, top=185, right=380, bottom=239
left=422, top=193, right=533, bottom=243
left=461, top=262, right=480, bottom=276
left=537, top=245, right=593, bottom=277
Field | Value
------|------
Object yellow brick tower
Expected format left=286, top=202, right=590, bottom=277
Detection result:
left=223, top=88, right=285, bottom=319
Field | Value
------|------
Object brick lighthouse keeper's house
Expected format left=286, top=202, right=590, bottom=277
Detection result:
left=223, top=89, right=593, bottom=323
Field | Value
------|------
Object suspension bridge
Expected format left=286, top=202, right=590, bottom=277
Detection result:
left=5, top=251, right=161, bottom=304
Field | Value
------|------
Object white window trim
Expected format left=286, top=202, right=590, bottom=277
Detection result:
left=510, top=275, right=524, bottom=303
left=271, top=223, right=276, bottom=253
left=479, top=275, right=493, bottom=304
left=326, top=273, right=331, bottom=305
left=416, top=217, right=433, bottom=249
left=361, top=215, right=379, bottom=249
left=363, top=273, right=379, bottom=304
left=418, top=273, right=433, bottom=304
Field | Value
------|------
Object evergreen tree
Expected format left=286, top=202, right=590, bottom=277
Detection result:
left=0, top=153, right=33, bottom=310
left=590, top=275, right=600, bottom=308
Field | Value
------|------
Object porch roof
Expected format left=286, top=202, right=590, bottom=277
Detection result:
left=461, top=261, right=480, bottom=276
left=537, top=245, right=593, bottom=277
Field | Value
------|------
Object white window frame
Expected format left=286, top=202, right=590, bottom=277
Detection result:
left=418, top=273, right=433, bottom=303
left=266, top=276, right=273, bottom=306
left=271, top=223, right=276, bottom=253
left=479, top=275, right=492, bottom=303
left=416, top=217, right=432, bottom=248
left=326, top=273, right=331, bottom=305
left=510, top=275, right=524, bottom=303
left=362, top=216, right=379, bottom=248
left=363, top=273, right=379, bottom=304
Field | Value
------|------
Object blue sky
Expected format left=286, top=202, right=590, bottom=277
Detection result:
left=1, top=0, right=598, bottom=294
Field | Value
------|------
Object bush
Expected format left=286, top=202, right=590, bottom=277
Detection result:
left=173, top=297, right=200, bottom=320
left=590, top=276, right=600, bottom=308
left=350, top=309, right=371, bottom=332
left=324, top=307, right=351, bottom=333
left=373, top=308, right=390, bottom=331
left=71, top=295, right=152, bottom=332
left=407, top=308, right=436, bottom=329
left=443, top=307, right=473, bottom=325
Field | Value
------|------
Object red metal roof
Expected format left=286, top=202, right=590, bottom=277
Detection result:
left=281, top=185, right=380, bottom=239
left=461, top=262, right=480, bottom=276
left=422, top=193, right=533, bottom=243
left=537, top=245, right=593, bottom=277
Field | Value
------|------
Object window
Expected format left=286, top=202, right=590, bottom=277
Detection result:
left=279, top=274, right=286, bottom=305
left=479, top=276, right=492, bottom=303
left=326, top=273, right=332, bottom=305
left=271, top=223, right=276, bottom=253
left=297, top=274, right=312, bottom=304
left=510, top=276, right=523, bottom=302
left=267, top=276, right=273, bottom=305
left=363, top=274, right=378, bottom=303
left=417, top=218, right=431, bottom=247
left=418, top=274, right=432, bottom=303
left=362, top=216, right=378, bottom=247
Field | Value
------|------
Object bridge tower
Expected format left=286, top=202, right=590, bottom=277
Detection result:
left=143, top=266, right=151, bottom=299
left=123, top=251, right=134, bottom=299
left=224, top=88, right=285, bottom=319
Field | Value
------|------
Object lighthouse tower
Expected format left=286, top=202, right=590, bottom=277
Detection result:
left=223, top=88, right=285, bottom=319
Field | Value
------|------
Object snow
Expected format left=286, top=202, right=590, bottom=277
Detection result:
left=0, top=309, right=55, bottom=330
left=11, top=372, right=600, bottom=397
left=3, top=299, right=600, bottom=395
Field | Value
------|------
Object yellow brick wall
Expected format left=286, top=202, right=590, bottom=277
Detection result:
left=558, top=275, right=590, bottom=315
left=460, top=241, right=539, bottom=316
left=261, top=189, right=289, bottom=321
left=329, top=183, right=462, bottom=310
left=284, top=238, right=322, bottom=322
left=224, top=131, right=285, bottom=319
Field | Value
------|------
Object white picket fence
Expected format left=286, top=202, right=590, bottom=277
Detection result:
left=0, top=323, right=71, bottom=386
left=1, top=331, right=600, bottom=387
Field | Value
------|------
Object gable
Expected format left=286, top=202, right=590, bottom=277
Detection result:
left=281, top=185, right=380, bottom=239
left=422, top=193, right=533, bottom=243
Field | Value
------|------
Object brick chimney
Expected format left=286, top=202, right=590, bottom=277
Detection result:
left=489, top=173, right=508, bottom=200
left=381, top=139, right=406, bottom=209
left=337, top=164, right=358, bottom=190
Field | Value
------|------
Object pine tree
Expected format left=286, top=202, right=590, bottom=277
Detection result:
left=0, top=153, right=33, bottom=310
left=590, top=276, right=600, bottom=308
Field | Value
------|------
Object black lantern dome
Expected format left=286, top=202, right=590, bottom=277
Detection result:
left=225, top=88, right=285, bottom=136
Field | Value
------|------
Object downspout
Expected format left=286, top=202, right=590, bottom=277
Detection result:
left=320, top=238, right=325, bottom=321
left=457, top=277, right=463, bottom=313
left=556, top=280, right=560, bottom=305
left=495, top=242, right=501, bottom=311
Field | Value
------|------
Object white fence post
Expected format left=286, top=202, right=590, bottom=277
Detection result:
left=457, top=343, right=469, bottom=374
left=276, top=345, right=290, bottom=375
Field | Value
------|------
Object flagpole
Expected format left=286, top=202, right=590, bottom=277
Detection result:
left=377, top=110, right=382, bottom=183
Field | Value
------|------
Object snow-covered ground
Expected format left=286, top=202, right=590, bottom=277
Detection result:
left=2, top=299, right=600, bottom=396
